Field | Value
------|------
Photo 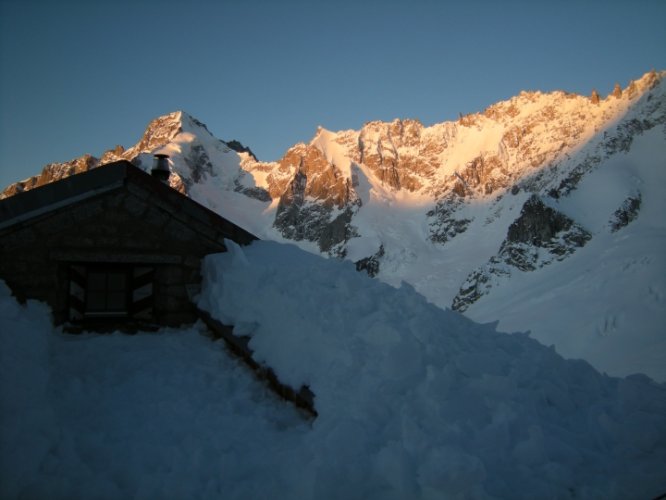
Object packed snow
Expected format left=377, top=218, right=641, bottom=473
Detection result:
left=3, top=241, right=664, bottom=499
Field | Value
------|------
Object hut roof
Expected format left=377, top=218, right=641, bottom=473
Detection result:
left=0, top=160, right=258, bottom=245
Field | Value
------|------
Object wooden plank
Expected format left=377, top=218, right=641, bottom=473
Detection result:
left=197, top=308, right=317, bottom=418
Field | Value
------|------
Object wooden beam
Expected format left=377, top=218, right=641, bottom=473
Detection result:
left=197, top=308, right=317, bottom=418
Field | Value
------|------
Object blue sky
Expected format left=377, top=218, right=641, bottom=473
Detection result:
left=1, top=0, right=665, bottom=189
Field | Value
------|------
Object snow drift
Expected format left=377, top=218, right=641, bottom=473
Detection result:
left=3, top=243, right=666, bottom=498
left=200, top=240, right=666, bottom=499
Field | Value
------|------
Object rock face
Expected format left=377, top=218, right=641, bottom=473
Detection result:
left=224, top=140, right=257, bottom=160
left=503, top=195, right=592, bottom=266
left=427, top=194, right=471, bottom=243
left=354, top=245, right=385, bottom=277
left=452, top=195, right=592, bottom=312
left=356, top=119, right=443, bottom=192
left=271, top=143, right=360, bottom=253
left=1, top=154, right=99, bottom=199
left=277, top=144, right=354, bottom=209
left=123, top=113, right=186, bottom=158
left=609, top=194, right=642, bottom=232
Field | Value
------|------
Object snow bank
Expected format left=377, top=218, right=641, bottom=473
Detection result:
left=200, top=241, right=666, bottom=499
left=0, top=282, right=57, bottom=499
left=2, top=236, right=666, bottom=499
left=0, top=282, right=310, bottom=500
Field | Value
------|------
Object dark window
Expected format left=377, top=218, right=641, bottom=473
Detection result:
left=85, top=267, right=129, bottom=316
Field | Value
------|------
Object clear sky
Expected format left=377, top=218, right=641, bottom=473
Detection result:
left=1, top=0, right=665, bottom=189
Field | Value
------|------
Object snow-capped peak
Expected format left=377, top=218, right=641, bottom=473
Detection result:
left=121, top=110, right=215, bottom=160
left=309, top=126, right=354, bottom=179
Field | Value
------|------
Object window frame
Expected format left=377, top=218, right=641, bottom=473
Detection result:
left=83, top=264, right=132, bottom=318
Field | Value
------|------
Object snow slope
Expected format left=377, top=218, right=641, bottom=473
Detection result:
left=3, top=244, right=666, bottom=499
left=0, top=282, right=309, bottom=500
left=200, top=241, right=666, bottom=499
left=467, top=128, right=666, bottom=381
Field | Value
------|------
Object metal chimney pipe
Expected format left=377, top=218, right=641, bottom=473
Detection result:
left=151, top=154, right=170, bottom=183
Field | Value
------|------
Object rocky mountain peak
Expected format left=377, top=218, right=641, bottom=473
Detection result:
left=355, top=118, right=430, bottom=191
left=282, top=143, right=352, bottom=209
left=122, top=111, right=188, bottom=158
left=0, top=110, right=245, bottom=200
left=269, top=140, right=361, bottom=254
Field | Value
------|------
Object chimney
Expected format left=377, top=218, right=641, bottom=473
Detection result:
left=151, top=154, right=170, bottom=183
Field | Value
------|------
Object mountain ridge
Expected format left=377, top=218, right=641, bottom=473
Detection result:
left=2, top=70, right=664, bottom=381
left=4, top=71, right=660, bottom=202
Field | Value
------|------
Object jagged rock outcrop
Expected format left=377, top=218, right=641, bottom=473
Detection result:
left=609, top=194, right=642, bottom=232
left=224, top=140, right=257, bottom=160
left=452, top=195, right=592, bottom=311
left=355, top=245, right=385, bottom=277
left=1, top=154, right=99, bottom=199
left=99, top=145, right=126, bottom=164
left=504, top=195, right=591, bottom=260
left=122, top=112, right=188, bottom=159
left=233, top=176, right=272, bottom=202
left=282, top=144, right=353, bottom=208
left=356, top=119, right=440, bottom=191
left=272, top=143, right=360, bottom=254
left=184, top=144, right=214, bottom=185
left=427, top=194, right=471, bottom=243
